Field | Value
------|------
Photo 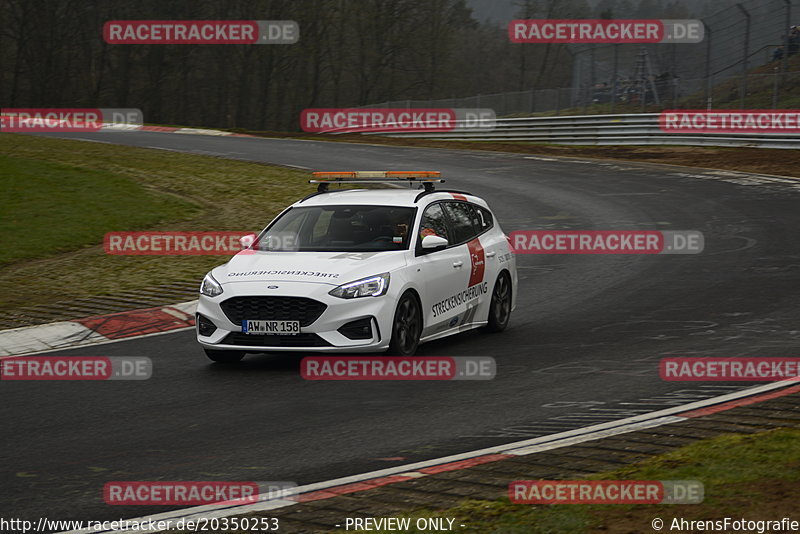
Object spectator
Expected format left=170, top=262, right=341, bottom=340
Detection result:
left=788, top=26, right=799, bottom=56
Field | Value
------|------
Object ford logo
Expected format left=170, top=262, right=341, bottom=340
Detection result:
left=267, top=285, right=279, bottom=289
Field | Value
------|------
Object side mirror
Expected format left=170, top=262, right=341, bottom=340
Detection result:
left=421, top=235, right=448, bottom=251
left=239, top=233, right=257, bottom=249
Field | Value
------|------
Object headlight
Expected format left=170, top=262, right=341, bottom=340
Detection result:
left=200, top=272, right=223, bottom=297
left=329, top=273, right=390, bottom=299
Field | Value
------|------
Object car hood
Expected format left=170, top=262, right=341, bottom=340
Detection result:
left=215, top=250, right=407, bottom=286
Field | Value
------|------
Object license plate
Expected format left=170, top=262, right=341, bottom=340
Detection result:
left=242, top=320, right=301, bottom=335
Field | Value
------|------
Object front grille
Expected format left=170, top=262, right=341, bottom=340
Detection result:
left=222, top=332, right=331, bottom=347
left=220, top=296, right=327, bottom=327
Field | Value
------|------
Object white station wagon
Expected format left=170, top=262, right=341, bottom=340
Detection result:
left=196, top=171, right=517, bottom=362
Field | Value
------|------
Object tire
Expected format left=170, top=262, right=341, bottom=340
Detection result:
left=387, top=291, right=422, bottom=356
left=204, top=348, right=246, bottom=363
left=485, top=271, right=512, bottom=333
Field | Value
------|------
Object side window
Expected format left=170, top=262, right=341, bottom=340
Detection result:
left=442, top=202, right=478, bottom=244
left=418, top=203, right=451, bottom=244
left=476, top=206, right=493, bottom=232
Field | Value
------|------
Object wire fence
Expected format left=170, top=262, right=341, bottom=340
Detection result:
left=358, top=69, right=799, bottom=116
left=361, top=0, right=800, bottom=116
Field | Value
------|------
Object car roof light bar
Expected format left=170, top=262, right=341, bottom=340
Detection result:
left=309, top=171, right=444, bottom=192
left=313, top=171, right=440, bottom=179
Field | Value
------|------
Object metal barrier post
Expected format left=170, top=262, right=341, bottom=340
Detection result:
left=773, top=67, right=780, bottom=108
left=784, top=0, right=791, bottom=74
left=587, top=56, right=594, bottom=112
left=555, top=88, right=561, bottom=116
left=736, top=3, right=751, bottom=110
left=611, top=45, right=618, bottom=113
left=704, top=23, right=713, bottom=109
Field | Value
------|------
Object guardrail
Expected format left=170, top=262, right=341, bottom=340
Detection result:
left=356, top=113, right=800, bottom=149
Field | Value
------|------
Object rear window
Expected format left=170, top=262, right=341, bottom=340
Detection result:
left=476, top=206, right=493, bottom=231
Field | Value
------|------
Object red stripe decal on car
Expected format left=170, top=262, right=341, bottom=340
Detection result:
left=467, top=238, right=486, bottom=287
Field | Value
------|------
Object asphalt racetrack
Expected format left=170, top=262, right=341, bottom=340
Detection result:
left=3, top=131, right=799, bottom=523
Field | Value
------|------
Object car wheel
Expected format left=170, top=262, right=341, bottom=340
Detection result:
left=204, top=348, right=245, bottom=363
left=388, top=292, right=422, bottom=356
left=485, top=271, right=511, bottom=333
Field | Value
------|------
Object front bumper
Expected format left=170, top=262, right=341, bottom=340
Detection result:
left=196, top=280, right=395, bottom=353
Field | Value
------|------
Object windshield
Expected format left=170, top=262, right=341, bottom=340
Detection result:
left=255, top=205, right=415, bottom=252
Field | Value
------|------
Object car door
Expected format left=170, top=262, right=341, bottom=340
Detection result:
left=441, top=201, right=492, bottom=323
left=415, top=202, right=471, bottom=337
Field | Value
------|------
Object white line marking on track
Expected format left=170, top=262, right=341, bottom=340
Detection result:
left=144, top=146, right=182, bottom=152
left=0, top=301, right=198, bottom=357
left=599, top=193, right=660, bottom=196
left=71, top=138, right=112, bottom=144
left=61, top=378, right=800, bottom=533
left=0, top=322, right=109, bottom=358
left=0, top=326, right=194, bottom=357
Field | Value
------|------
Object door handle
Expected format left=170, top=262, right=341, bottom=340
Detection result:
left=452, top=261, right=464, bottom=268
left=486, top=251, right=496, bottom=258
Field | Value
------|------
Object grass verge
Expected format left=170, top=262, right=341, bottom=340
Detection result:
left=0, top=133, right=309, bottom=311
left=0, top=154, right=196, bottom=265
